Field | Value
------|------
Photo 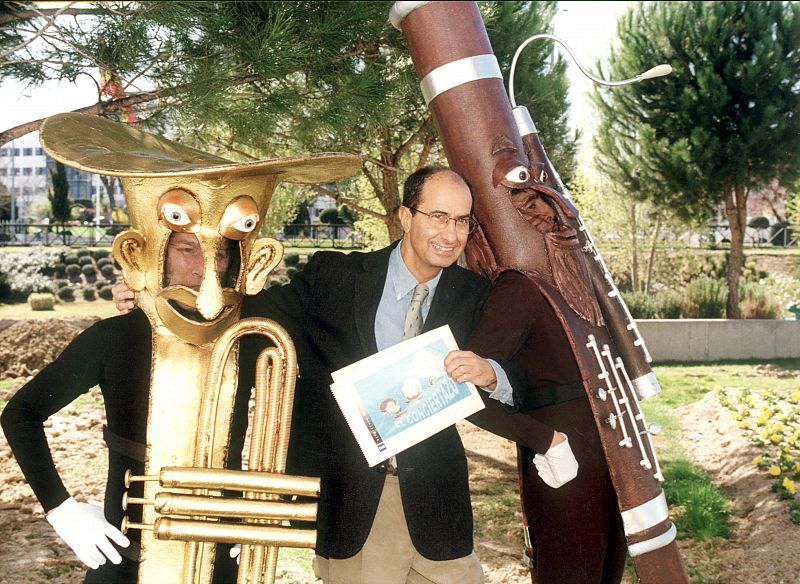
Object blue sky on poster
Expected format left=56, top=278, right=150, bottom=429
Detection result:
left=0, top=1, right=633, bottom=152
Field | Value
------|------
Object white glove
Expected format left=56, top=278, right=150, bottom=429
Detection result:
left=532, top=433, right=579, bottom=489
left=230, top=544, right=241, bottom=565
left=46, top=497, right=130, bottom=569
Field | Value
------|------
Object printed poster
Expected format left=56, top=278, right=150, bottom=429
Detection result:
left=330, top=325, right=485, bottom=467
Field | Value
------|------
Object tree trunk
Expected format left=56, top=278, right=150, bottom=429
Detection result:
left=629, top=203, right=639, bottom=292
left=379, top=149, right=403, bottom=242
left=644, top=213, right=663, bottom=295
left=724, top=184, right=748, bottom=319
left=100, top=175, right=117, bottom=212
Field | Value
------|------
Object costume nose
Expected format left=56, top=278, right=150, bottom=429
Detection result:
left=196, top=247, right=225, bottom=319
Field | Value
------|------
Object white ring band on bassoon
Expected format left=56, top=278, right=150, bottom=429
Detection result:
left=389, top=1, right=430, bottom=30
left=621, top=492, right=669, bottom=534
left=627, top=523, right=678, bottom=557
left=512, top=106, right=538, bottom=136
left=420, top=54, right=502, bottom=105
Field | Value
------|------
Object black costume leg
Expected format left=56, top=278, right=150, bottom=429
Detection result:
left=518, top=398, right=627, bottom=584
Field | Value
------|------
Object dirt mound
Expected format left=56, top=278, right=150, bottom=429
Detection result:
left=0, top=319, right=85, bottom=381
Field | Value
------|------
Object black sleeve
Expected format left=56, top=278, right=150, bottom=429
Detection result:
left=0, top=322, right=106, bottom=512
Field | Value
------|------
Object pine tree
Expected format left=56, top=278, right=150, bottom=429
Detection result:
left=48, top=161, right=70, bottom=223
left=594, top=1, right=800, bottom=317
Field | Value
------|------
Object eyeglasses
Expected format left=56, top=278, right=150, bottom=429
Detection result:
left=407, top=207, right=478, bottom=234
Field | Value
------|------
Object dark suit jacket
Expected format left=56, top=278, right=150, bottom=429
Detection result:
left=238, top=242, right=490, bottom=560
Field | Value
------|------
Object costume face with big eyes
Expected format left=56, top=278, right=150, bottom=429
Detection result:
left=113, top=174, right=282, bottom=345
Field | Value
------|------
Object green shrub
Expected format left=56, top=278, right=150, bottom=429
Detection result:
left=54, top=262, right=66, bottom=277
left=622, top=291, right=660, bottom=319
left=285, top=267, right=298, bottom=279
left=100, top=264, right=116, bottom=281
left=96, top=257, right=112, bottom=269
left=681, top=277, right=728, bottom=318
left=739, top=282, right=783, bottom=319
left=92, top=249, right=110, bottom=260
left=319, top=208, right=339, bottom=224
left=656, top=291, right=682, bottom=319
left=284, top=252, right=300, bottom=266
left=98, top=285, right=114, bottom=300
left=82, top=287, right=97, bottom=301
left=78, top=256, right=94, bottom=266
left=82, top=265, right=97, bottom=283
left=53, top=278, right=69, bottom=290
left=28, top=292, right=55, bottom=311
left=57, top=286, right=75, bottom=302
left=65, top=264, right=82, bottom=282
left=76, top=249, right=92, bottom=258
left=63, top=254, right=79, bottom=266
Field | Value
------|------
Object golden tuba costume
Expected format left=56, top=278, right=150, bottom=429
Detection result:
left=39, top=113, right=360, bottom=584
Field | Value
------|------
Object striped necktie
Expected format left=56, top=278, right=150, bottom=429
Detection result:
left=403, top=283, right=429, bottom=340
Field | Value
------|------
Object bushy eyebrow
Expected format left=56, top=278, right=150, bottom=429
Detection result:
left=429, top=209, right=472, bottom=220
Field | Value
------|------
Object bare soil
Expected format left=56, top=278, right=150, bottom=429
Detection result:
left=0, top=321, right=798, bottom=583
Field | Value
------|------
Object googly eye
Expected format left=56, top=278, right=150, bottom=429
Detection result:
left=162, top=203, right=191, bottom=226
left=504, top=166, right=530, bottom=184
left=231, top=213, right=259, bottom=233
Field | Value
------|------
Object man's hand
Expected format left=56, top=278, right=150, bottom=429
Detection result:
left=46, top=497, right=130, bottom=569
left=112, top=282, right=136, bottom=314
left=532, top=432, right=579, bottom=489
left=444, top=350, right=497, bottom=390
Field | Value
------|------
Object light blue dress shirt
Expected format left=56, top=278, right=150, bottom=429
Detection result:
left=374, top=243, right=513, bottom=404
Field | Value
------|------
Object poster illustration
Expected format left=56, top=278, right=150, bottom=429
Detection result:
left=331, top=325, right=485, bottom=466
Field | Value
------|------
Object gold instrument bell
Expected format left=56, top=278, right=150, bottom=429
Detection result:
left=39, top=113, right=361, bottom=584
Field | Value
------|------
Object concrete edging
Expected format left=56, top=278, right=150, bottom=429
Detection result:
left=638, top=319, right=800, bottom=362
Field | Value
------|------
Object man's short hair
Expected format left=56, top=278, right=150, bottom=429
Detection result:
left=402, top=166, right=471, bottom=209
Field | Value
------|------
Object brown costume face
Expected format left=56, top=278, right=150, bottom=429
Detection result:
left=466, top=134, right=601, bottom=326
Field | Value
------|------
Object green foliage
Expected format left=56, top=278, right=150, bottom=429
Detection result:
left=82, top=287, right=97, bottom=301
left=595, top=1, right=800, bottom=317
left=98, top=285, right=115, bottom=301
left=91, top=249, right=110, bottom=260
left=319, top=208, right=339, bottom=224
left=662, top=460, right=732, bottom=540
left=100, top=264, right=116, bottom=282
left=63, top=254, right=79, bottom=266
left=658, top=291, right=683, bottom=319
left=622, top=291, right=660, bottom=319
left=78, top=255, right=94, bottom=266
left=283, top=252, right=300, bottom=267
left=681, top=276, right=728, bottom=318
left=48, top=161, right=71, bottom=222
left=3, top=1, right=574, bottom=241
left=739, top=281, right=783, bottom=319
left=57, top=286, right=75, bottom=302
left=76, top=249, right=92, bottom=257
left=790, top=501, right=800, bottom=525
left=337, top=204, right=358, bottom=226
left=54, top=262, right=66, bottom=277
left=748, top=216, right=770, bottom=230
left=28, top=292, right=55, bottom=311
left=65, top=264, right=81, bottom=280
left=96, top=257, right=112, bottom=269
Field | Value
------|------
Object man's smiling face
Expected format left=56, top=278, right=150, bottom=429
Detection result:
left=399, top=170, right=473, bottom=282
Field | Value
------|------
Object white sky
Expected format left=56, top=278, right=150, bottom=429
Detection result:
left=0, top=1, right=633, bottom=154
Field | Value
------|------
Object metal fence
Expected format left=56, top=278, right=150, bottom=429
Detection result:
left=0, top=222, right=366, bottom=249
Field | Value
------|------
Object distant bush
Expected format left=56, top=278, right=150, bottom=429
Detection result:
left=0, top=247, right=64, bottom=302
left=82, top=265, right=97, bottom=283
left=28, top=292, right=55, bottom=311
left=98, top=285, right=114, bottom=300
left=54, top=262, right=66, bottom=277
left=63, top=254, right=80, bottom=266
left=78, top=256, right=94, bottom=266
left=65, top=264, right=82, bottom=282
left=53, top=279, right=69, bottom=290
left=622, top=291, right=660, bottom=319
left=739, top=282, right=783, bottom=319
left=57, top=286, right=75, bottom=302
left=92, top=249, right=110, bottom=260
left=100, top=264, right=116, bottom=282
left=76, top=249, right=92, bottom=258
left=681, top=277, right=728, bottom=318
left=82, top=287, right=97, bottom=301
left=284, top=252, right=301, bottom=266
left=96, top=257, right=112, bottom=269
left=657, top=291, right=683, bottom=319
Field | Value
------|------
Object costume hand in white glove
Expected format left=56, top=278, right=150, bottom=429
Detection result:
left=230, top=544, right=241, bottom=565
left=46, top=497, right=130, bottom=569
left=532, top=432, right=579, bottom=489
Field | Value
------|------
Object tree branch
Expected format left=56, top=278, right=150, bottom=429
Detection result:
left=315, top=184, right=386, bottom=221
left=0, top=2, right=77, bottom=61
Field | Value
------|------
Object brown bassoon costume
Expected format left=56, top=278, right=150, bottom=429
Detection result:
left=390, top=2, right=689, bottom=583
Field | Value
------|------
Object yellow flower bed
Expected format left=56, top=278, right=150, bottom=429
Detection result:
left=716, top=386, right=800, bottom=523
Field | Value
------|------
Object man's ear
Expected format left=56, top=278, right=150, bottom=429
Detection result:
left=244, top=237, right=284, bottom=295
left=112, top=229, right=147, bottom=291
left=398, top=205, right=412, bottom=235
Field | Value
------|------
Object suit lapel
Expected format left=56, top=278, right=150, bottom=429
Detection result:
left=353, top=244, right=395, bottom=357
left=423, top=264, right=458, bottom=333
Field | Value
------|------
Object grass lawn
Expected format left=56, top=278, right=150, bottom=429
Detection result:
left=0, top=299, right=118, bottom=320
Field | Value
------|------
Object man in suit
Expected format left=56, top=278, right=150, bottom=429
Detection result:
left=235, top=166, right=499, bottom=583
